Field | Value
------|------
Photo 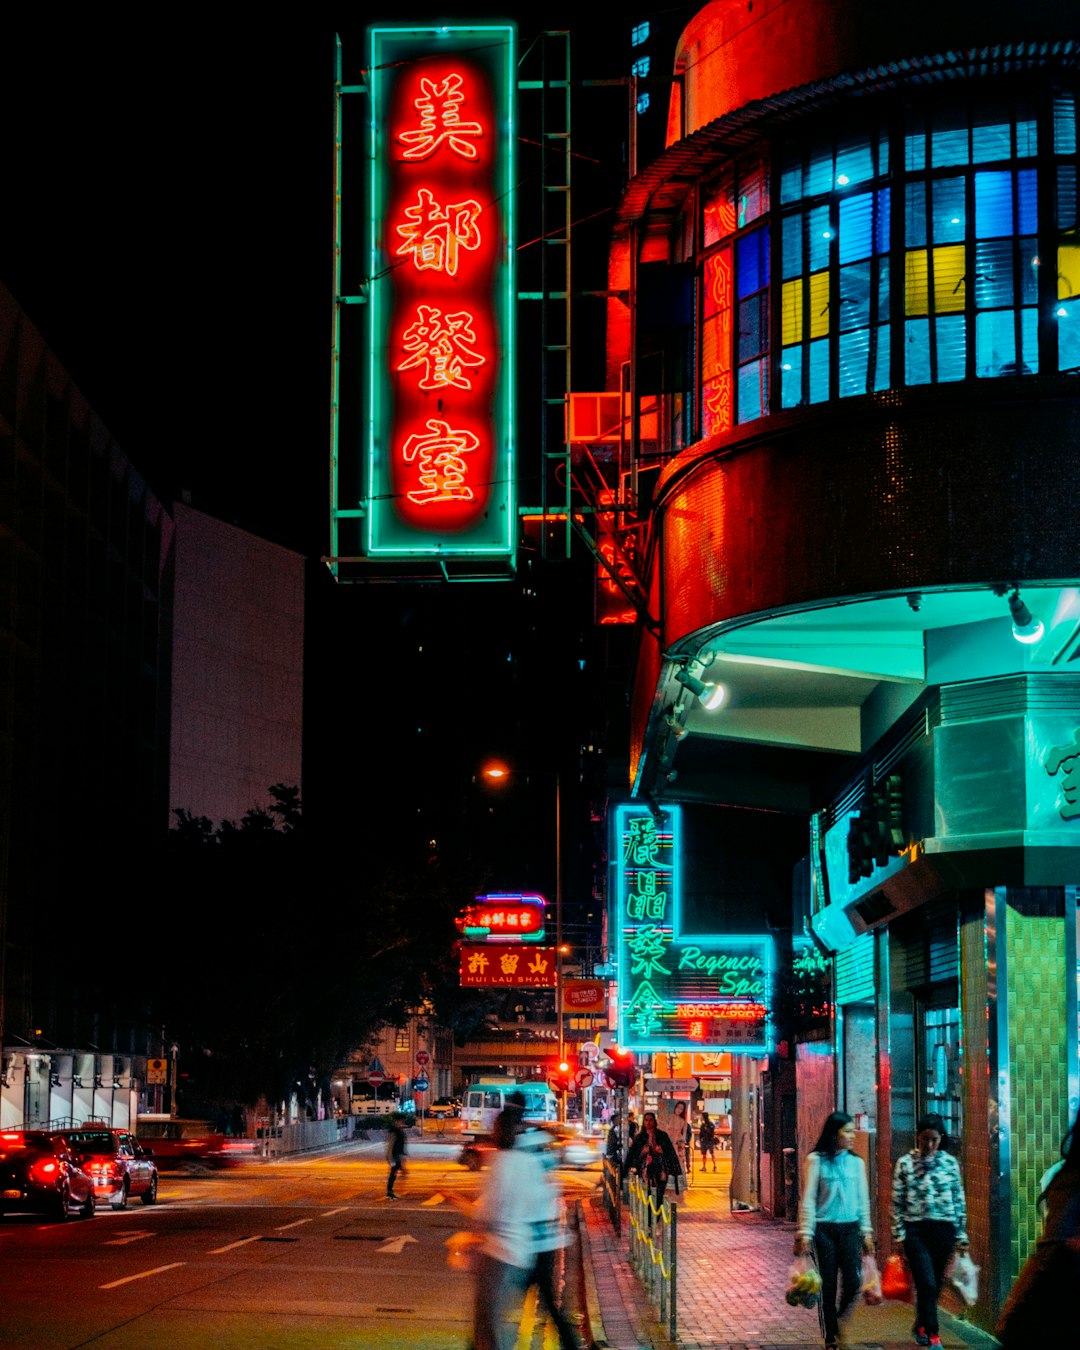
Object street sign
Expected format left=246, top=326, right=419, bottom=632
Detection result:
left=367, top=1070, right=386, bottom=1087
left=579, top=1040, right=600, bottom=1062
left=415, top=1050, right=430, bottom=1068
left=146, top=1058, right=167, bottom=1085
left=414, top=1076, right=430, bottom=1093
left=574, top=1067, right=594, bottom=1091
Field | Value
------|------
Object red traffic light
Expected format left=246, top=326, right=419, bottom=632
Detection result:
left=605, top=1047, right=637, bottom=1088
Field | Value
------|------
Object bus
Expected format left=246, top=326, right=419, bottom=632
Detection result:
left=460, top=1077, right=557, bottom=1141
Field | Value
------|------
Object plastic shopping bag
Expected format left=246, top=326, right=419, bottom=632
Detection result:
left=445, top=1230, right=484, bottom=1273
left=861, top=1252, right=884, bottom=1305
left=785, top=1255, right=822, bottom=1308
left=881, top=1252, right=913, bottom=1302
left=946, top=1250, right=980, bottom=1307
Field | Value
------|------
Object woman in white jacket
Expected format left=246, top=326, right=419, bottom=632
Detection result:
left=795, top=1110, right=874, bottom=1350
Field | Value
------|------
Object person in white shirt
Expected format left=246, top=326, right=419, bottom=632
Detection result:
left=795, top=1110, right=874, bottom=1350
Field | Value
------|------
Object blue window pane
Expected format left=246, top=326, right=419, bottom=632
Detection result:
left=1020, top=307, right=1038, bottom=374
left=906, top=319, right=931, bottom=384
left=839, top=262, right=871, bottom=331
left=905, top=127, right=926, bottom=171
left=839, top=329, right=870, bottom=397
left=972, top=116, right=1011, bottom=163
left=809, top=338, right=829, bottom=403
left=906, top=183, right=927, bottom=248
left=975, top=171, right=1014, bottom=237
left=874, top=190, right=891, bottom=256
left=878, top=255, right=890, bottom=317
left=839, top=194, right=872, bottom=263
left=636, top=92, right=650, bottom=115
left=780, top=145, right=803, bottom=205
left=781, top=347, right=803, bottom=407
left=932, top=111, right=969, bottom=167
left=974, top=240, right=1014, bottom=308
left=873, top=324, right=890, bottom=391
left=976, top=310, right=1016, bottom=376
left=835, top=134, right=873, bottom=187
left=1058, top=167, right=1077, bottom=230
left=936, top=315, right=966, bottom=381
left=807, top=146, right=833, bottom=196
left=809, top=206, right=831, bottom=271
left=736, top=227, right=769, bottom=299
left=632, top=56, right=650, bottom=77
left=1016, top=118, right=1037, bottom=158
left=1019, top=239, right=1039, bottom=304
left=631, top=21, right=649, bottom=45
left=738, top=295, right=766, bottom=363
left=878, top=130, right=889, bottom=178
left=933, top=178, right=966, bottom=243
left=737, top=360, right=764, bottom=422
left=782, top=213, right=803, bottom=280
left=1058, top=298, right=1080, bottom=371
left=1054, top=95, right=1077, bottom=155
left=1017, top=170, right=1037, bottom=236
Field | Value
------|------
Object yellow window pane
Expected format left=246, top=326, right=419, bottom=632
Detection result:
left=933, top=244, right=966, bottom=313
left=782, top=279, right=802, bottom=345
left=1058, top=241, right=1080, bottom=299
left=809, top=270, right=830, bottom=339
left=906, top=250, right=929, bottom=316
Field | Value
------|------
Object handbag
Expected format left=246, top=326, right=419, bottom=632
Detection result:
left=881, top=1252, right=913, bottom=1302
left=861, top=1252, right=884, bottom=1305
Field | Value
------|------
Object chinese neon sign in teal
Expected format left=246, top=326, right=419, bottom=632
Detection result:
left=365, top=24, right=516, bottom=559
left=614, top=803, right=773, bottom=1053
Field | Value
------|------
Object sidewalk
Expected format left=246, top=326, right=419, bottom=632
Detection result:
left=577, top=1162, right=999, bottom=1350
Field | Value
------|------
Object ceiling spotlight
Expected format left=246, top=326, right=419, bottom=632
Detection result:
left=1007, top=589, right=1044, bottom=644
left=701, top=680, right=728, bottom=711
left=674, top=667, right=707, bottom=698
left=675, top=661, right=727, bottom=711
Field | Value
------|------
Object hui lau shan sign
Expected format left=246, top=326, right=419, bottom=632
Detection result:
left=365, top=24, right=516, bottom=559
left=614, top=803, right=773, bottom=1054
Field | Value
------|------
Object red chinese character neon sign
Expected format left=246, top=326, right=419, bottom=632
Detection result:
left=395, top=187, right=482, bottom=277
left=397, top=305, right=486, bottom=390
left=397, top=73, right=484, bottom=161
left=401, top=419, right=478, bottom=505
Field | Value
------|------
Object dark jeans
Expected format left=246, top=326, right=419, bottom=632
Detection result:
left=474, top=1252, right=527, bottom=1350
left=815, top=1221, right=863, bottom=1343
left=386, top=1160, right=403, bottom=1196
left=533, top=1247, right=580, bottom=1350
left=904, top=1219, right=956, bottom=1338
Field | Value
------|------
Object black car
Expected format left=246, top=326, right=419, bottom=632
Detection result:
left=0, top=1131, right=96, bottom=1220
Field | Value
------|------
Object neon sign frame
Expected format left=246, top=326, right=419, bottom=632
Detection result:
left=365, top=24, right=516, bottom=559
left=613, top=802, right=773, bottom=1053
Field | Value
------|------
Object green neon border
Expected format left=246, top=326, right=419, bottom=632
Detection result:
left=365, top=24, right=516, bottom=558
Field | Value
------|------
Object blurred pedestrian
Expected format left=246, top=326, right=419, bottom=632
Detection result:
left=996, top=1111, right=1080, bottom=1346
left=470, top=1107, right=549, bottom=1350
left=795, top=1110, right=874, bottom=1350
left=891, top=1112, right=969, bottom=1349
left=623, top=1110, right=682, bottom=1208
left=385, top=1112, right=407, bottom=1199
left=698, top=1112, right=718, bottom=1171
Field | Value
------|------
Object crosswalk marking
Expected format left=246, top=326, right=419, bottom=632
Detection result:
left=100, top=1262, right=184, bottom=1289
left=208, top=1235, right=262, bottom=1254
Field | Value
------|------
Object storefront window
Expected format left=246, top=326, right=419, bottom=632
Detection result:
left=922, top=1004, right=962, bottom=1142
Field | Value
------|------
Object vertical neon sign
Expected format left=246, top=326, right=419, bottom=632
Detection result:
left=614, top=802, right=773, bottom=1053
left=367, top=25, right=515, bottom=558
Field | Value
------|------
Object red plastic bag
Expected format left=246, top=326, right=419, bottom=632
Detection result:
left=881, top=1253, right=913, bottom=1302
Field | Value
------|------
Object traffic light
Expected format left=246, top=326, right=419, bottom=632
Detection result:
left=547, top=1060, right=572, bottom=1095
left=604, top=1046, right=637, bottom=1089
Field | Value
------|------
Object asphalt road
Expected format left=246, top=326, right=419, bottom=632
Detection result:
left=0, top=1136, right=599, bottom=1349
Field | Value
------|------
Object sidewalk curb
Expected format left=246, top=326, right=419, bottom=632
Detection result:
left=574, top=1199, right=608, bottom=1348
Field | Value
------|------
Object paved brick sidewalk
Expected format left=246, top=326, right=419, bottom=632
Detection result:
left=578, top=1165, right=998, bottom=1350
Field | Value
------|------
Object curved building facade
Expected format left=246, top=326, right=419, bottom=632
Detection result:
left=609, top=0, right=1080, bottom=1323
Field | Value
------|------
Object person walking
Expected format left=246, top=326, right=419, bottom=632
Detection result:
left=891, top=1112, right=969, bottom=1349
left=385, top=1112, right=407, bottom=1200
left=623, top=1110, right=682, bottom=1209
left=996, top=1111, right=1080, bottom=1346
left=795, top=1110, right=874, bottom=1350
left=698, top=1111, right=718, bottom=1172
left=469, top=1107, right=550, bottom=1350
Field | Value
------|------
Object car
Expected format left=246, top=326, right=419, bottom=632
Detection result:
left=428, top=1097, right=460, bottom=1119
left=0, top=1130, right=96, bottom=1220
left=135, top=1116, right=227, bottom=1168
left=50, top=1126, right=158, bottom=1209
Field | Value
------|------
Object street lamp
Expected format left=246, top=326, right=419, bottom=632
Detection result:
left=480, top=760, right=568, bottom=1117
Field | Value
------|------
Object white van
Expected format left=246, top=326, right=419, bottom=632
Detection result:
left=461, top=1077, right=557, bottom=1140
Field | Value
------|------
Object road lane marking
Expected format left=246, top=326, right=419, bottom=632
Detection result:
left=208, top=1236, right=262, bottom=1254
left=100, top=1262, right=184, bottom=1289
left=275, top=1217, right=313, bottom=1231
left=422, top=1193, right=445, bottom=1206
left=375, top=1234, right=418, bottom=1254
left=104, top=1231, right=154, bottom=1246
left=321, top=1207, right=350, bottom=1217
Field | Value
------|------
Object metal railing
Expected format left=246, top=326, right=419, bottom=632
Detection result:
left=256, top=1115, right=357, bottom=1158
left=627, top=1172, right=678, bottom=1340
left=602, top=1156, right=621, bottom=1236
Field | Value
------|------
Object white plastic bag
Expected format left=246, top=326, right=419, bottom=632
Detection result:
left=861, top=1252, right=883, bottom=1305
left=946, top=1250, right=980, bottom=1307
left=785, top=1255, right=822, bottom=1308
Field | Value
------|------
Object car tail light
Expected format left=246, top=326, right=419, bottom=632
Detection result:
left=31, top=1159, right=59, bottom=1182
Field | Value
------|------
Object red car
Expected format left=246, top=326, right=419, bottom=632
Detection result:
left=135, top=1116, right=227, bottom=1167
left=0, top=1130, right=96, bottom=1220
left=50, top=1127, right=158, bottom=1209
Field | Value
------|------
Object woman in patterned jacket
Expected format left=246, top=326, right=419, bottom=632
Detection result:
left=891, top=1113, right=969, bottom=1349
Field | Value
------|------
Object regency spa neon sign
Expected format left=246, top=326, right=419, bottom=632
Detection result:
left=614, top=803, right=773, bottom=1053
left=366, top=25, right=515, bottom=558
